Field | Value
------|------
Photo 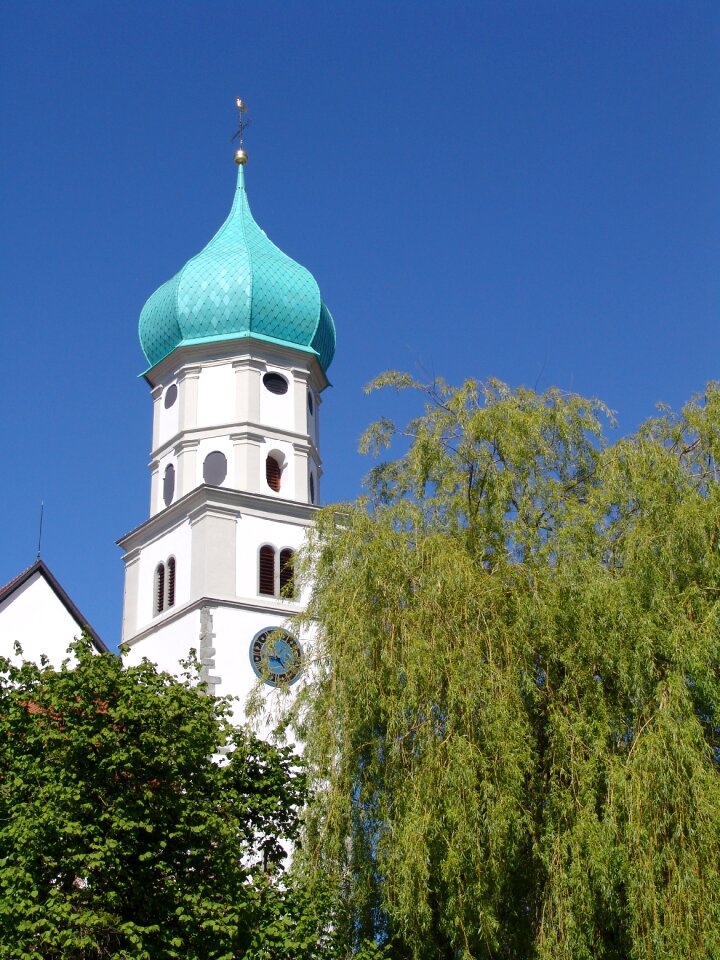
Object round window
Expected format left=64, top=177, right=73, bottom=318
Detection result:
left=203, top=451, right=227, bottom=486
left=249, top=628, right=303, bottom=686
left=307, top=390, right=314, bottom=416
left=164, top=384, right=178, bottom=409
left=263, top=372, right=289, bottom=396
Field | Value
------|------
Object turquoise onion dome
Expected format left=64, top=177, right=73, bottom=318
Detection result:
left=139, top=165, right=336, bottom=373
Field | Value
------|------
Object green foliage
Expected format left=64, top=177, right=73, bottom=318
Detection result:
left=0, top=640, right=326, bottom=959
left=293, top=375, right=720, bottom=959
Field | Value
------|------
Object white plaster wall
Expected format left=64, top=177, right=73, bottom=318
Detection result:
left=158, top=381, right=180, bottom=447
left=135, top=520, right=192, bottom=632
left=125, top=603, right=304, bottom=738
left=236, top=514, right=308, bottom=599
left=260, top=367, right=295, bottom=431
left=196, top=436, right=235, bottom=489
left=0, top=575, right=86, bottom=667
left=197, top=363, right=235, bottom=429
left=124, top=608, right=201, bottom=675
left=260, top=437, right=295, bottom=498
left=210, top=604, right=305, bottom=727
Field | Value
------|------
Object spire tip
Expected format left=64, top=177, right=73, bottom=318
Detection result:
left=233, top=97, right=249, bottom=165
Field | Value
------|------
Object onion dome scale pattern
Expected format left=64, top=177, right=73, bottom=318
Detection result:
left=139, top=166, right=336, bottom=373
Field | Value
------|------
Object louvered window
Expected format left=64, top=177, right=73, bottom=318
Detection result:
left=167, top=557, right=176, bottom=608
left=263, top=372, right=288, bottom=395
left=259, top=545, right=276, bottom=595
left=266, top=455, right=282, bottom=492
left=279, top=548, right=295, bottom=598
left=155, top=563, right=165, bottom=615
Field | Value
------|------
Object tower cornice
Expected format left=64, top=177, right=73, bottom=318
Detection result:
left=122, top=593, right=305, bottom=648
left=142, top=336, right=330, bottom=393
left=150, top=420, right=322, bottom=464
left=117, top=483, right=318, bottom=553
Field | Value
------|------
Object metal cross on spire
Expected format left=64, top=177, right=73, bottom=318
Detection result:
left=233, top=97, right=249, bottom=165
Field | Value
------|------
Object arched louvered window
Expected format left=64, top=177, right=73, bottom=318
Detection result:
left=154, top=563, right=165, bottom=615
left=266, top=455, right=282, bottom=492
left=279, top=548, right=295, bottom=598
left=259, top=545, right=276, bottom=596
left=166, top=557, right=176, bottom=608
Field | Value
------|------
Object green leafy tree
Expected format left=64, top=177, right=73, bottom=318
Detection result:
left=292, top=373, right=720, bottom=960
left=0, top=639, right=326, bottom=960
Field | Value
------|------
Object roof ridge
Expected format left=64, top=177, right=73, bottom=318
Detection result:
left=0, top=561, right=38, bottom=596
left=0, top=560, right=109, bottom=654
left=238, top=169, right=255, bottom=335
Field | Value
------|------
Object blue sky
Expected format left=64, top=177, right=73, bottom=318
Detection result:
left=1, top=1, right=718, bottom=648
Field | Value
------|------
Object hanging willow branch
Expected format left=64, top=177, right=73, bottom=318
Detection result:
left=290, top=375, right=720, bottom=960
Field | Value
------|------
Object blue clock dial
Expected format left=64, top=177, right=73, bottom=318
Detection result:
left=250, top=628, right=302, bottom=686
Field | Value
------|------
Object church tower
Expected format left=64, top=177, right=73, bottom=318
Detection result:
left=119, top=104, right=335, bottom=712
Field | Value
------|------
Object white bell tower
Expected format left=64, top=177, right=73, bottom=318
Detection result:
left=119, top=103, right=335, bottom=714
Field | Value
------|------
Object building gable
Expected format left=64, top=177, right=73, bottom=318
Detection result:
left=0, top=560, right=108, bottom=666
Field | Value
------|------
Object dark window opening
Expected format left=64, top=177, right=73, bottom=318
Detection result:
left=167, top=557, right=176, bottom=608
left=164, top=383, right=178, bottom=409
left=309, top=472, right=315, bottom=504
left=259, top=545, right=276, bottom=596
left=266, top=455, right=282, bottom=492
left=163, top=464, right=175, bottom=507
left=263, top=372, right=289, bottom=395
left=203, top=450, right=227, bottom=486
left=155, top=564, right=165, bottom=615
left=279, top=548, right=295, bottom=598
left=307, top=390, right=314, bottom=416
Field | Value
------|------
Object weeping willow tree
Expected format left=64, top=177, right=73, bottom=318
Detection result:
left=291, top=373, right=720, bottom=960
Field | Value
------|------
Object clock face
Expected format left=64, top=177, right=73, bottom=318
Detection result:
left=250, top=628, right=303, bottom=686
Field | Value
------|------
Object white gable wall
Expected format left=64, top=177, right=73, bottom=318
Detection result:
left=0, top=574, right=88, bottom=667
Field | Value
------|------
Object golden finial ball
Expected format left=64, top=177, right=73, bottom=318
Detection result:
left=234, top=148, right=248, bottom=165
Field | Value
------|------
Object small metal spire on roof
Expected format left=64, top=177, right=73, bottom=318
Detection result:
left=36, top=501, right=44, bottom=560
left=232, top=97, right=249, bottom=165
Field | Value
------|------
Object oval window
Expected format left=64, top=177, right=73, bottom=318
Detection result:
left=163, top=464, right=175, bottom=507
left=263, top=372, right=288, bottom=396
left=203, top=450, right=227, bottom=486
left=307, top=390, right=314, bottom=416
left=164, top=383, right=178, bottom=409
